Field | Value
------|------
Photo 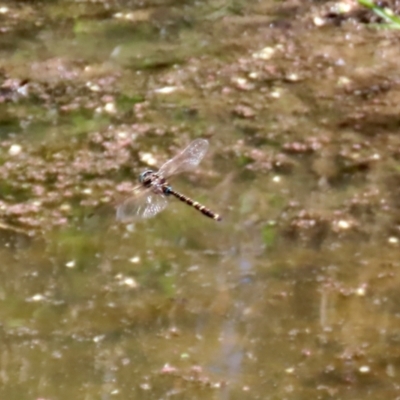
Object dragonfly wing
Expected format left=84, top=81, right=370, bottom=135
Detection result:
left=158, top=138, right=209, bottom=178
left=116, top=188, right=168, bottom=221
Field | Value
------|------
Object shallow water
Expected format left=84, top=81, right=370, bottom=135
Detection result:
left=1, top=0, right=400, bottom=399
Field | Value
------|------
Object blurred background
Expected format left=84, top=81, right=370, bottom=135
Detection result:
left=0, top=0, right=400, bottom=398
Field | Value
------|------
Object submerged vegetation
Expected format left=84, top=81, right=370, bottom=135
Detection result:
left=358, top=0, right=400, bottom=28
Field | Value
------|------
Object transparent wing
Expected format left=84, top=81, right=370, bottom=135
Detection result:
left=158, top=139, right=209, bottom=178
left=116, top=186, right=168, bottom=221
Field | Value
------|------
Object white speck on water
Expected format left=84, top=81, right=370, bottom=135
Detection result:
left=93, top=335, right=105, bottom=343
left=140, top=383, right=151, bottom=390
left=65, top=260, right=76, bottom=268
left=232, top=76, right=255, bottom=90
left=336, top=2, right=353, bottom=13
left=129, top=256, right=140, bottom=263
left=359, top=365, right=370, bottom=374
left=121, top=277, right=138, bottom=288
left=30, top=294, right=45, bottom=302
left=355, top=285, right=366, bottom=296
left=17, top=85, right=29, bottom=97
left=82, top=188, right=92, bottom=195
left=104, top=102, right=116, bottom=114
left=337, top=220, right=351, bottom=230
left=154, top=86, right=180, bottom=94
left=126, top=223, right=135, bottom=232
left=313, top=16, right=325, bottom=26
left=86, top=81, right=100, bottom=92
left=248, top=72, right=259, bottom=79
left=285, top=367, right=295, bottom=374
left=59, top=203, right=71, bottom=212
left=389, top=236, right=398, bottom=244
left=270, top=90, right=281, bottom=98
left=8, top=144, right=22, bottom=156
left=114, top=10, right=150, bottom=22
left=117, top=131, right=128, bottom=139
left=140, top=152, right=157, bottom=166
left=286, top=73, right=299, bottom=82
left=272, top=176, right=281, bottom=183
left=252, top=46, right=275, bottom=60
left=235, top=77, right=248, bottom=86
left=0, top=7, right=9, bottom=14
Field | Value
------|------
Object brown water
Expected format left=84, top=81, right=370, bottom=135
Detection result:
left=1, top=0, right=400, bottom=399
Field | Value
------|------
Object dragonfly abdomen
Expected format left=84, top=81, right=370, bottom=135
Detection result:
left=167, top=188, right=221, bottom=221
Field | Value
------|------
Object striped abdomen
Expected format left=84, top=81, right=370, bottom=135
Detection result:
left=167, top=188, right=221, bottom=221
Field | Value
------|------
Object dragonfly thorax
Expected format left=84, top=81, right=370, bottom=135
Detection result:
left=139, top=170, right=155, bottom=186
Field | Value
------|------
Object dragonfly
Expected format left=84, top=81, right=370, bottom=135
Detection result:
left=116, top=139, right=221, bottom=222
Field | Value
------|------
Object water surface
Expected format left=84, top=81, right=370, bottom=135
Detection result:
left=0, top=1, right=400, bottom=399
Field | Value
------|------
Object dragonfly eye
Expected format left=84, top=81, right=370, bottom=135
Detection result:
left=139, top=170, right=154, bottom=185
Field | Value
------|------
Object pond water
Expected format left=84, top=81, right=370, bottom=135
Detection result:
left=1, top=0, right=400, bottom=399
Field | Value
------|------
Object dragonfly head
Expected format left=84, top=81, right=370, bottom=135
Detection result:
left=139, top=170, right=154, bottom=186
